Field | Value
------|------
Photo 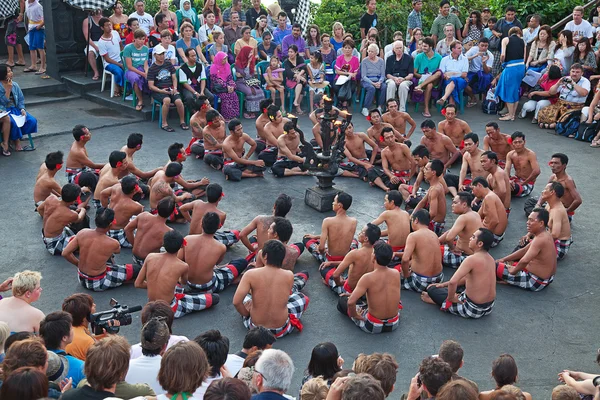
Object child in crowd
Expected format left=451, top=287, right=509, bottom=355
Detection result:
left=265, top=56, right=285, bottom=110
left=24, top=0, right=47, bottom=77
left=484, top=17, right=497, bottom=39
left=152, top=30, right=177, bottom=65
left=307, top=51, right=329, bottom=111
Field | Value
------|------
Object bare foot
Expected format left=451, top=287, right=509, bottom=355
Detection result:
left=421, top=291, right=436, bottom=304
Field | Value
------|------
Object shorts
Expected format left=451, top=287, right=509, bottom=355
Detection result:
left=428, top=220, right=445, bottom=237
left=337, top=296, right=400, bottom=333
left=402, top=270, right=444, bottom=293
left=441, top=244, right=466, bottom=269
left=83, top=41, right=100, bottom=56
left=107, top=228, right=132, bottom=248
left=426, top=287, right=494, bottom=319
left=152, top=91, right=182, bottom=104
left=303, top=237, right=359, bottom=264
left=339, top=158, right=369, bottom=180
left=271, top=156, right=307, bottom=178
left=28, top=28, right=45, bottom=51
left=555, top=237, right=572, bottom=261
left=496, top=262, right=554, bottom=291
left=77, top=263, right=135, bottom=291
left=42, top=227, right=75, bottom=256
left=187, top=258, right=248, bottom=293
left=510, top=176, right=534, bottom=198
left=170, top=291, right=217, bottom=318
left=223, top=161, right=266, bottom=181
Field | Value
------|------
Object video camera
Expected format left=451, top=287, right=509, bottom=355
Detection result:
left=90, top=298, right=142, bottom=335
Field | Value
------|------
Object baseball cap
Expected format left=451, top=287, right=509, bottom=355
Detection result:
left=46, top=351, right=69, bottom=383
left=153, top=44, right=166, bottom=55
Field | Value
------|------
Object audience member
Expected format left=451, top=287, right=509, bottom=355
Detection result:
left=554, top=30, right=575, bottom=73
left=124, top=28, right=149, bottom=111
left=284, top=44, right=308, bottom=114
left=0, top=270, right=45, bottom=333
left=210, top=51, right=240, bottom=120
left=97, top=18, right=124, bottom=97
left=223, top=0, right=247, bottom=27
left=61, top=293, right=98, bottom=361
left=384, top=41, right=413, bottom=112
left=565, top=6, right=594, bottom=42
left=206, top=377, right=252, bottom=400
left=177, top=0, right=200, bottom=32
left=526, top=25, right=555, bottom=73
left=360, top=43, right=386, bottom=115
left=178, top=48, right=215, bottom=109
left=177, top=21, right=207, bottom=65
left=495, top=26, right=525, bottom=121
left=302, top=342, right=343, bottom=387
left=431, top=0, right=463, bottom=44
left=0, top=366, right=49, bottom=400
left=353, top=353, right=398, bottom=396
left=129, top=0, right=154, bottom=36
left=330, top=22, right=346, bottom=52
left=246, top=0, right=267, bottom=29
left=253, top=349, right=295, bottom=399
left=407, top=1, right=423, bottom=41
left=273, top=12, right=292, bottom=46
left=224, top=11, right=243, bottom=48
left=199, top=10, right=223, bottom=48
left=435, top=23, right=457, bottom=57
left=340, top=373, right=385, bottom=400
left=235, top=26, right=259, bottom=56
left=523, top=14, right=541, bottom=45
left=157, top=341, right=210, bottom=400
left=282, top=23, right=309, bottom=59
left=437, top=380, right=478, bottom=400
left=156, top=0, right=178, bottom=32
left=480, top=354, right=532, bottom=400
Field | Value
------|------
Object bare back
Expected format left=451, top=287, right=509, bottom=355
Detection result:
left=143, top=253, right=189, bottom=303
left=522, top=231, right=557, bottom=279
left=74, top=229, right=121, bottom=276
left=407, top=229, right=443, bottom=276
left=181, top=234, right=227, bottom=284
left=41, top=196, right=79, bottom=237
left=322, top=215, right=358, bottom=256
left=462, top=252, right=496, bottom=304
left=186, top=201, right=225, bottom=235
left=241, top=266, right=294, bottom=328
left=361, top=267, right=401, bottom=320
left=0, top=298, right=45, bottom=333
left=380, top=209, right=410, bottom=248
left=132, top=213, right=173, bottom=259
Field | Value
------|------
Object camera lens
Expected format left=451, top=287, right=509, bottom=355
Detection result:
left=593, top=375, right=600, bottom=387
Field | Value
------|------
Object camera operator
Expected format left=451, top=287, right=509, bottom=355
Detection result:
left=404, top=356, right=453, bottom=400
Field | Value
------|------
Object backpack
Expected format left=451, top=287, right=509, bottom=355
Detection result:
left=482, top=86, right=503, bottom=114
left=574, top=121, right=599, bottom=142
left=555, top=110, right=581, bottom=137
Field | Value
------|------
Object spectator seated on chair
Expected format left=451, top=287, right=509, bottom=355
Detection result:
left=385, top=40, right=414, bottom=112
left=464, top=37, right=494, bottom=108
left=360, top=43, right=387, bottom=116
left=151, top=30, right=178, bottom=66
left=436, top=40, right=468, bottom=108
left=123, top=28, right=150, bottom=111
left=178, top=47, right=215, bottom=110
left=97, top=17, right=124, bottom=98
left=412, top=37, right=443, bottom=117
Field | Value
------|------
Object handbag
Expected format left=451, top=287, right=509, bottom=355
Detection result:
left=337, top=80, right=353, bottom=101
left=211, top=79, right=227, bottom=93
left=489, top=35, right=501, bottom=51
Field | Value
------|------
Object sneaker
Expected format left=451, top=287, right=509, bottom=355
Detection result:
left=361, top=108, right=369, bottom=116
left=531, top=118, right=538, bottom=124
left=125, top=94, right=133, bottom=101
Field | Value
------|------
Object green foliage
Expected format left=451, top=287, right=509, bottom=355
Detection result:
left=488, top=0, right=574, bottom=27
left=117, top=0, right=233, bottom=16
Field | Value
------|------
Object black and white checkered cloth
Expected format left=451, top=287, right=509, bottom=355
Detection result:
left=442, top=292, right=494, bottom=319
left=214, top=229, right=240, bottom=247
left=187, top=258, right=248, bottom=293
left=304, top=237, right=359, bottom=264
left=402, top=271, right=444, bottom=293
left=107, top=229, right=132, bottom=248
left=441, top=244, right=466, bottom=269
left=171, top=292, right=217, bottom=319
left=0, top=0, right=18, bottom=19
left=351, top=308, right=400, bottom=334
left=63, top=0, right=117, bottom=11
left=43, top=227, right=75, bottom=256
left=77, top=263, right=132, bottom=291
left=496, top=262, right=554, bottom=292
left=295, top=0, right=311, bottom=34
left=555, top=237, right=572, bottom=261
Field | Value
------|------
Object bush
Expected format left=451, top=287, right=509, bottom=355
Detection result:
left=118, top=0, right=233, bottom=17
left=488, top=0, right=574, bottom=27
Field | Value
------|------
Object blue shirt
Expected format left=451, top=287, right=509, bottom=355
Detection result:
left=50, top=349, right=86, bottom=388
left=272, top=26, right=291, bottom=45
left=252, top=391, right=289, bottom=400
left=281, top=34, right=306, bottom=56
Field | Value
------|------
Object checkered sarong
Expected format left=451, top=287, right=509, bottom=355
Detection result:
left=320, top=265, right=352, bottom=295
left=442, top=292, right=494, bottom=319
left=42, top=227, right=75, bottom=256
left=491, top=232, right=505, bottom=248
left=510, top=176, right=534, bottom=198
left=555, top=237, right=572, bottom=261
left=496, top=262, right=554, bottom=292
left=402, top=271, right=444, bottom=292
left=441, top=244, right=466, bottom=269
left=187, top=258, right=248, bottom=293
left=304, top=237, right=359, bottom=264
left=77, top=263, right=134, bottom=292
left=428, top=220, right=445, bottom=237
left=65, top=166, right=99, bottom=184
left=170, top=292, right=216, bottom=319
left=107, top=229, right=132, bottom=248
left=132, top=254, right=145, bottom=266
left=91, top=199, right=101, bottom=209
left=214, top=230, right=240, bottom=247
left=0, top=0, right=18, bottom=20
left=352, top=309, right=400, bottom=334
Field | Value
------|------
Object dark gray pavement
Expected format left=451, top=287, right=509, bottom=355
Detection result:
left=1, top=103, right=599, bottom=398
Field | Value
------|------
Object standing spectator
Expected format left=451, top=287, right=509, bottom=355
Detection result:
left=178, top=48, right=215, bottom=108
left=4, top=0, right=27, bottom=68
left=359, top=0, right=378, bottom=40
left=408, top=28, right=423, bottom=55
left=282, top=23, right=308, bottom=58
left=385, top=40, right=413, bottom=111
left=436, top=41, right=469, bottom=107
left=407, top=0, right=423, bottom=42
left=273, top=12, right=292, bottom=46
left=573, top=37, right=597, bottom=78
left=413, top=37, right=443, bottom=117
left=491, top=6, right=523, bottom=75
left=320, top=33, right=336, bottom=84
left=481, top=7, right=492, bottom=26
left=330, top=22, right=345, bottom=52
left=109, top=1, right=129, bottom=43
left=223, top=0, right=246, bottom=27
left=124, top=29, right=149, bottom=111
left=334, top=39, right=360, bottom=110
left=82, top=9, right=103, bottom=81
left=177, top=22, right=207, bottom=65
left=157, top=341, right=209, bottom=400
left=519, top=65, right=561, bottom=122
left=284, top=44, right=308, bottom=114
left=210, top=52, right=240, bottom=120
left=484, top=17, right=497, bottom=39
left=495, top=27, right=525, bottom=121
left=199, top=10, right=223, bottom=48
left=235, top=46, right=266, bottom=118
left=224, top=11, right=243, bottom=48
left=566, top=6, right=594, bottom=42
left=24, top=0, right=47, bottom=76
left=203, top=0, right=223, bottom=27
left=431, top=0, right=463, bottom=44
left=148, top=44, right=189, bottom=132
left=479, top=354, right=532, bottom=400
left=360, top=43, right=386, bottom=114
left=258, top=32, right=279, bottom=60
left=209, top=31, right=230, bottom=62
left=554, top=30, right=575, bottom=74
left=235, top=26, right=259, bottom=57
left=97, top=18, right=124, bottom=97
left=252, top=15, right=269, bottom=45
left=464, top=37, right=494, bottom=107
left=156, top=0, right=178, bottom=32
left=246, top=0, right=267, bottom=29
left=306, top=24, right=322, bottom=55
left=0, top=270, right=45, bottom=333
left=177, top=0, right=200, bottom=33
left=436, top=23, right=457, bottom=57
left=129, top=0, right=154, bottom=36
left=462, top=10, right=484, bottom=46
left=526, top=25, right=555, bottom=73
left=523, top=14, right=541, bottom=45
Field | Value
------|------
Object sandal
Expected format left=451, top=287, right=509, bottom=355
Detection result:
left=40, top=74, right=51, bottom=79
left=91, top=75, right=100, bottom=81
left=499, top=115, right=515, bottom=121
left=413, top=86, right=423, bottom=93
left=590, top=140, right=600, bottom=147
left=467, top=101, right=477, bottom=108
left=1, top=144, right=11, bottom=157
left=23, top=67, right=36, bottom=73
left=436, top=98, right=446, bottom=106
left=35, top=69, right=46, bottom=75
left=180, top=123, right=189, bottom=130
left=422, top=111, right=432, bottom=118
left=15, top=62, right=26, bottom=66
left=135, top=103, right=143, bottom=111
left=161, top=125, right=175, bottom=132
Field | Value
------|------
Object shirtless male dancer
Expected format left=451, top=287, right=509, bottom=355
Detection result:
left=340, top=122, right=378, bottom=180
left=179, top=212, right=248, bottom=293
left=165, top=143, right=208, bottom=196
left=120, top=133, right=162, bottom=195
left=438, top=192, right=482, bottom=269
left=303, top=192, right=358, bottom=264
left=100, top=176, right=144, bottom=247
left=399, top=145, right=448, bottom=209
left=38, top=183, right=87, bottom=255
left=540, top=153, right=582, bottom=223
left=203, top=109, right=227, bottom=170
left=136, top=230, right=218, bottom=318
left=445, top=133, right=487, bottom=196
left=0, top=270, right=45, bottom=333
left=496, top=208, right=556, bottom=291
left=483, top=122, right=512, bottom=167
left=419, top=119, right=459, bottom=169
left=187, top=95, right=211, bottom=158
left=471, top=177, right=507, bottom=247
left=239, top=194, right=293, bottom=258
left=480, top=151, right=511, bottom=214
left=34, top=151, right=63, bottom=210
left=367, top=108, right=406, bottom=162
left=179, top=183, right=240, bottom=246
left=413, top=159, right=447, bottom=236
left=438, top=104, right=471, bottom=153
left=62, top=208, right=139, bottom=291
left=367, top=127, right=415, bottom=192
left=65, top=125, right=105, bottom=183
left=125, top=197, right=175, bottom=266
left=337, top=241, right=401, bottom=334
left=255, top=99, right=274, bottom=154
left=272, top=121, right=310, bottom=177
left=222, top=119, right=266, bottom=181
left=259, top=105, right=290, bottom=165
left=382, top=98, right=416, bottom=139
left=93, top=151, right=130, bottom=208
left=424, top=228, right=496, bottom=319
left=371, top=190, right=411, bottom=261
left=320, top=223, right=381, bottom=295
left=233, top=240, right=310, bottom=338
left=541, top=182, right=572, bottom=260
left=400, top=210, right=444, bottom=292
left=254, top=217, right=305, bottom=271
left=505, top=131, right=540, bottom=198
left=149, top=162, right=194, bottom=222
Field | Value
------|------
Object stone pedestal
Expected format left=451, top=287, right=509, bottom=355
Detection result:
left=305, top=186, right=340, bottom=212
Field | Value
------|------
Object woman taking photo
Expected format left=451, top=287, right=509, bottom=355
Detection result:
left=462, top=10, right=484, bottom=45
left=284, top=44, right=308, bottom=114
left=494, top=26, right=526, bottom=121
left=526, top=25, right=555, bottom=73
left=210, top=51, right=239, bottom=120
left=235, top=46, right=265, bottom=118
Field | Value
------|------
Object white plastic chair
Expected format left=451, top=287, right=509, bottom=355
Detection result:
left=101, top=68, right=117, bottom=97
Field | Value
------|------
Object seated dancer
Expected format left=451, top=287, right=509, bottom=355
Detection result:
left=303, top=192, right=358, bottom=264
left=233, top=240, right=310, bottom=338
left=34, top=151, right=64, bottom=210
left=93, top=151, right=130, bottom=209
left=259, top=105, right=291, bottom=166
left=136, top=230, right=218, bottom=318
left=309, top=94, right=349, bottom=149
left=496, top=208, right=556, bottom=291
left=399, top=145, right=448, bottom=209
left=366, top=108, right=407, bottom=162
left=413, top=159, right=447, bottom=236
left=38, top=183, right=87, bottom=256
left=179, top=212, right=248, bottom=292
left=505, top=131, right=540, bottom=198
left=483, top=122, right=512, bottom=167
left=166, top=143, right=209, bottom=196
left=100, top=176, right=144, bottom=248
left=239, top=193, right=293, bottom=258
left=272, top=121, right=310, bottom=177
left=540, top=182, right=572, bottom=260
left=65, top=125, right=105, bottom=184
left=419, top=119, right=459, bottom=171
left=180, top=183, right=240, bottom=246
left=62, top=208, right=139, bottom=292
left=400, top=210, right=444, bottom=292
left=253, top=217, right=305, bottom=271
left=125, top=197, right=175, bottom=266
left=203, top=109, right=227, bottom=170
left=148, top=162, right=194, bottom=223
left=119, top=133, right=161, bottom=199
left=187, top=96, right=211, bottom=158
left=445, top=133, right=488, bottom=195
left=340, top=122, right=378, bottom=180
left=480, top=151, right=511, bottom=215
left=439, top=192, right=483, bottom=269
left=438, top=104, right=471, bottom=154
left=541, top=153, right=582, bottom=223
left=367, top=127, right=415, bottom=192
left=222, top=119, right=266, bottom=181
left=371, top=191, right=410, bottom=262
left=337, top=241, right=401, bottom=334
left=382, top=98, right=416, bottom=139
left=424, top=228, right=496, bottom=319
left=255, top=98, right=274, bottom=154
left=320, top=223, right=381, bottom=295
left=472, top=177, right=507, bottom=247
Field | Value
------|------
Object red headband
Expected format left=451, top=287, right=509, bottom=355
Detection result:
left=441, top=108, right=447, bottom=116
left=379, top=135, right=384, bottom=142
left=116, top=161, right=123, bottom=167
left=76, top=195, right=81, bottom=204
left=460, top=140, right=464, bottom=148
left=182, top=238, right=188, bottom=247
left=112, top=218, right=117, bottom=225
left=548, top=161, right=553, bottom=166
left=221, top=192, right=225, bottom=198
left=136, top=144, right=142, bottom=149
left=507, top=137, right=513, bottom=144
left=366, top=115, right=371, bottom=121
left=177, top=153, right=185, bottom=160
left=56, top=163, right=63, bottom=170
left=207, top=120, right=214, bottom=126
left=263, top=108, right=268, bottom=114
left=201, top=103, right=208, bottom=110
left=134, top=184, right=141, bottom=192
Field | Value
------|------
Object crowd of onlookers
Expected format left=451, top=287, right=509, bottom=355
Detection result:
left=0, top=271, right=598, bottom=400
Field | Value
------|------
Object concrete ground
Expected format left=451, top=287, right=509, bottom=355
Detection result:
left=1, top=101, right=599, bottom=398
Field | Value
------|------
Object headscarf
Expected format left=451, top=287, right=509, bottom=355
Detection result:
left=235, top=46, right=256, bottom=75
left=179, top=0, right=196, bottom=21
left=210, top=51, right=231, bottom=82
left=267, top=2, right=281, bottom=17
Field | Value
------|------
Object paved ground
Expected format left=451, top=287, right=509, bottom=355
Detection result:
left=1, top=103, right=599, bottom=398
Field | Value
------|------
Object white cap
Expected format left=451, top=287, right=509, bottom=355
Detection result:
left=154, top=44, right=166, bottom=54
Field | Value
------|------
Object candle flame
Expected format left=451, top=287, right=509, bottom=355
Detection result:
left=287, top=114, right=296, bottom=118
left=323, top=95, right=331, bottom=101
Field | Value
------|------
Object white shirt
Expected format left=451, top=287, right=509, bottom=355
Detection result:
left=97, top=30, right=122, bottom=68
left=130, top=334, right=188, bottom=359
left=558, top=76, right=591, bottom=103
left=439, top=53, right=469, bottom=75
left=523, top=26, right=540, bottom=44
left=194, top=374, right=222, bottom=398
left=129, top=11, right=154, bottom=35
left=152, top=44, right=177, bottom=65
left=198, top=24, right=223, bottom=44
left=155, top=395, right=201, bottom=400
left=224, top=353, right=245, bottom=377
left=125, top=354, right=164, bottom=395
left=465, top=46, right=494, bottom=73
left=565, top=19, right=594, bottom=41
